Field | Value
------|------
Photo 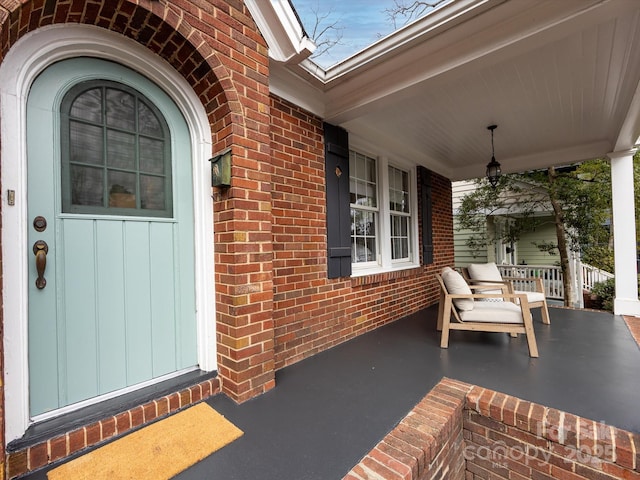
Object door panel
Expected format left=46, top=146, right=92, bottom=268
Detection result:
left=27, top=58, right=197, bottom=417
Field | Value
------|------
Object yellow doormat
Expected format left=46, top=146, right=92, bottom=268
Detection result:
left=48, top=402, right=243, bottom=480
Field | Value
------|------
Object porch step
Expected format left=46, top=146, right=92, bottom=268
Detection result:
left=7, top=371, right=220, bottom=480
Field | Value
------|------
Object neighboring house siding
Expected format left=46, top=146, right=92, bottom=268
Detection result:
left=453, top=219, right=488, bottom=266
left=452, top=181, right=487, bottom=266
left=452, top=181, right=559, bottom=268
left=517, top=218, right=560, bottom=265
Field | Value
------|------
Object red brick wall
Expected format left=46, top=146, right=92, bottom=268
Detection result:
left=270, top=95, right=453, bottom=369
left=464, top=386, right=640, bottom=480
left=345, top=379, right=640, bottom=480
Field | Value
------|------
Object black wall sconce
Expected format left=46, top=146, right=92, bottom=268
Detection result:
left=210, top=148, right=232, bottom=187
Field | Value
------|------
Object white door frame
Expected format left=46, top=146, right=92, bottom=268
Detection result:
left=1, top=24, right=216, bottom=443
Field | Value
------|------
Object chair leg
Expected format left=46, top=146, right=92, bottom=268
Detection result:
left=540, top=301, right=551, bottom=325
left=440, top=298, right=452, bottom=348
left=522, top=311, right=539, bottom=358
left=437, top=290, right=445, bottom=331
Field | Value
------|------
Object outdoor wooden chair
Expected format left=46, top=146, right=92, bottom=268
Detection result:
left=462, top=262, right=551, bottom=325
left=436, top=267, right=539, bottom=357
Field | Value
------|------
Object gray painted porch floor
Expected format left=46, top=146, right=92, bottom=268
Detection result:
left=24, top=305, right=640, bottom=479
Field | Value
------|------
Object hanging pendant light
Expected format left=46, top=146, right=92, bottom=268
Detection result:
left=485, top=124, right=501, bottom=187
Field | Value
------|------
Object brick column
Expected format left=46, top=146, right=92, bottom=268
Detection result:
left=214, top=145, right=276, bottom=402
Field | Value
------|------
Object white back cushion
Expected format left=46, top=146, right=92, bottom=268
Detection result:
left=441, top=268, right=474, bottom=311
left=467, top=262, right=502, bottom=282
left=467, top=262, right=504, bottom=300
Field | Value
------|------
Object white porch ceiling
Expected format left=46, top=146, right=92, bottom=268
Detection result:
left=270, top=0, right=640, bottom=181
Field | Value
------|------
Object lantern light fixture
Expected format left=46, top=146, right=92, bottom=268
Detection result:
left=485, top=124, right=501, bottom=188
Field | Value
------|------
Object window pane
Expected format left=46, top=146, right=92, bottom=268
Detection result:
left=390, top=214, right=410, bottom=260
left=108, top=171, right=137, bottom=209
left=141, top=175, right=165, bottom=210
left=140, top=137, right=165, bottom=174
left=70, top=121, right=103, bottom=165
left=389, top=166, right=409, bottom=213
left=349, top=151, right=377, bottom=208
left=139, top=101, right=163, bottom=137
left=70, top=88, right=102, bottom=123
left=351, top=208, right=377, bottom=263
left=106, top=88, right=135, bottom=131
left=107, top=130, right=136, bottom=169
left=71, top=165, right=103, bottom=206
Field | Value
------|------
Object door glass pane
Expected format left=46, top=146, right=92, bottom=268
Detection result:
left=139, top=137, right=165, bottom=174
left=105, top=89, right=135, bottom=131
left=139, top=101, right=163, bottom=137
left=107, top=130, right=136, bottom=169
left=70, top=121, right=103, bottom=165
left=62, top=80, right=172, bottom=217
left=141, top=175, right=165, bottom=210
left=70, top=88, right=102, bottom=122
left=71, top=165, right=103, bottom=206
left=108, top=171, right=137, bottom=209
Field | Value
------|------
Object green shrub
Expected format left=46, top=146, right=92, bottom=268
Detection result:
left=590, top=276, right=640, bottom=312
left=581, top=246, right=614, bottom=272
left=590, top=278, right=615, bottom=312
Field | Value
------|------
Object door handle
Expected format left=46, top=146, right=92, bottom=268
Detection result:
left=33, top=240, right=48, bottom=289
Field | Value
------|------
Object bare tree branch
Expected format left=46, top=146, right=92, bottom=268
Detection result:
left=384, top=0, right=449, bottom=29
left=305, top=2, right=344, bottom=60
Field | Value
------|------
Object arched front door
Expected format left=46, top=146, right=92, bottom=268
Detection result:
left=27, top=57, right=198, bottom=418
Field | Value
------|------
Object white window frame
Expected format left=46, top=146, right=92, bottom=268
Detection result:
left=388, top=165, right=412, bottom=264
left=349, top=147, right=420, bottom=276
left=350, top=151, right=380, bottom=268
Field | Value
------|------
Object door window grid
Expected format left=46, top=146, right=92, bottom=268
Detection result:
left=61, top=80, right=172, bottom=217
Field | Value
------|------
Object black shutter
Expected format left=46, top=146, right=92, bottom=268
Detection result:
left=419, top=166, right=434, bottom=265
left=324, top=122, right=352, bottom=278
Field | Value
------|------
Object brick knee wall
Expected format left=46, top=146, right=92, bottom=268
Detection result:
left=344, top=379, right=640, bottom=480
left=464, top=386, right=640, bottom=479
left=343, top=378, right=471, bottom=480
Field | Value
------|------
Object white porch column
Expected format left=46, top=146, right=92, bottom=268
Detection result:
left=608, top=149, right=640, bottom=316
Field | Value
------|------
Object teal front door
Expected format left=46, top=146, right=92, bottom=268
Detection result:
left=27, top=58, right=198, bottom=417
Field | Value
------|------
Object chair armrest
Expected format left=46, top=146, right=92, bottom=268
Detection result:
left=502, top=276, right=545, bottom=293
left=467, top=278, right=509, bottom=285
left=468, top=282, right=512, bottom=294
left=447, top=292, right=529, bottom=306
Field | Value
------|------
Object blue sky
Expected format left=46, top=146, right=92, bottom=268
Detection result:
left=291, top=0, right=398, bottom=68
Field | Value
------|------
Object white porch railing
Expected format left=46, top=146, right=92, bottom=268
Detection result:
left=496, top=263, right=613, bottom=301
left=580, top=264, right=614, bottom=290
left=497, top=265, right=564, bottom=299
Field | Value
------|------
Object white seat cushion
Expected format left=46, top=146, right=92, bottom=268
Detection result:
left=441, top=268, right=474, bottom=311
left=459, top=301, right=523, bottom=324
